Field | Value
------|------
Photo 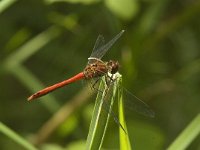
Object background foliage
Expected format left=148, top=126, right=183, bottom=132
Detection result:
left=0, top=0, right=200, bottom=149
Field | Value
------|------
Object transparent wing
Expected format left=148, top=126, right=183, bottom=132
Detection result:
left=123, top=88, right=155, bottom=118
left=92, top=35, right=105, bottom=54
left=88, top=35, right=105, bottom=64
left=89, top=30, right=125, bottom=60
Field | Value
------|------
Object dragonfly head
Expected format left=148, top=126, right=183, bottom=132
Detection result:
left=107, top=60, right=119, bottom=75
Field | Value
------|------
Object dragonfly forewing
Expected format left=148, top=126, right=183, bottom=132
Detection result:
left=89, top=30, right=125, bottom=61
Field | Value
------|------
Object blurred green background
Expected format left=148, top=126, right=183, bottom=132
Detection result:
left=0, top=0, right=200, bottom=149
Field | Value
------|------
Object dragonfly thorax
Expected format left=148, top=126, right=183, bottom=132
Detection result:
left=83, top=59, right=119, bottom=79
left=83, top=59, right=108, bottom=79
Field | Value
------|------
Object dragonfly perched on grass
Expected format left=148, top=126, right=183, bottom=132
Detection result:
left=28, top=30, right=154, bottom=132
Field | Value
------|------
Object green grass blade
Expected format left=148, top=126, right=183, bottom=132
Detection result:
left=167, top=113, right=200, bottom=150
left=117, top=74, right=132, bottom=150
left=2, top=26, right=61, bottom=113
left=3, top=26, right=61, bottom=69
left=86, top=77, right=116, bottom=150
left=11, top=64, right=60, bottom=113
left=0, top=0, right=17, bottom=14
left=0, top=122, right=38, bottom=150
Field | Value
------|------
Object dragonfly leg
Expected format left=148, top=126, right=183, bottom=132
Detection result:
left=90, top=78, right=104, bottom=94
left=101, top=94, right=127, bottom=134
left=105, top=74, right=115, bottom=87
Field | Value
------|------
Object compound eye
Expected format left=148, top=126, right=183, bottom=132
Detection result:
left=111, top=66, right=118, bottom=74
left=110, top=61, right=119, bottom=74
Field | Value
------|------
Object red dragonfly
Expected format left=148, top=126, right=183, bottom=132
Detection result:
left=27, top=30, right=124, bottom=101
left=27, top=30, right=154, bottom=118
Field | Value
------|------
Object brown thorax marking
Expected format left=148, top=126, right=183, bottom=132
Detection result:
left=83, top=58, right=119, bottom=79
left=83, top=59, right=107, bottom=79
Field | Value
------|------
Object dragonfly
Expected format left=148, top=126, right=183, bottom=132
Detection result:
left=27, top=30, right=154, bottom=118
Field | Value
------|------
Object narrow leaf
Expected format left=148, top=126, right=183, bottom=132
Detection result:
left=86, top=77, right=116, bottom=149
left=167, top=113, right=200, bottom=150
left=117, top=74, right=132, bottom=150
left=0, top=122, right=38, bottom=150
